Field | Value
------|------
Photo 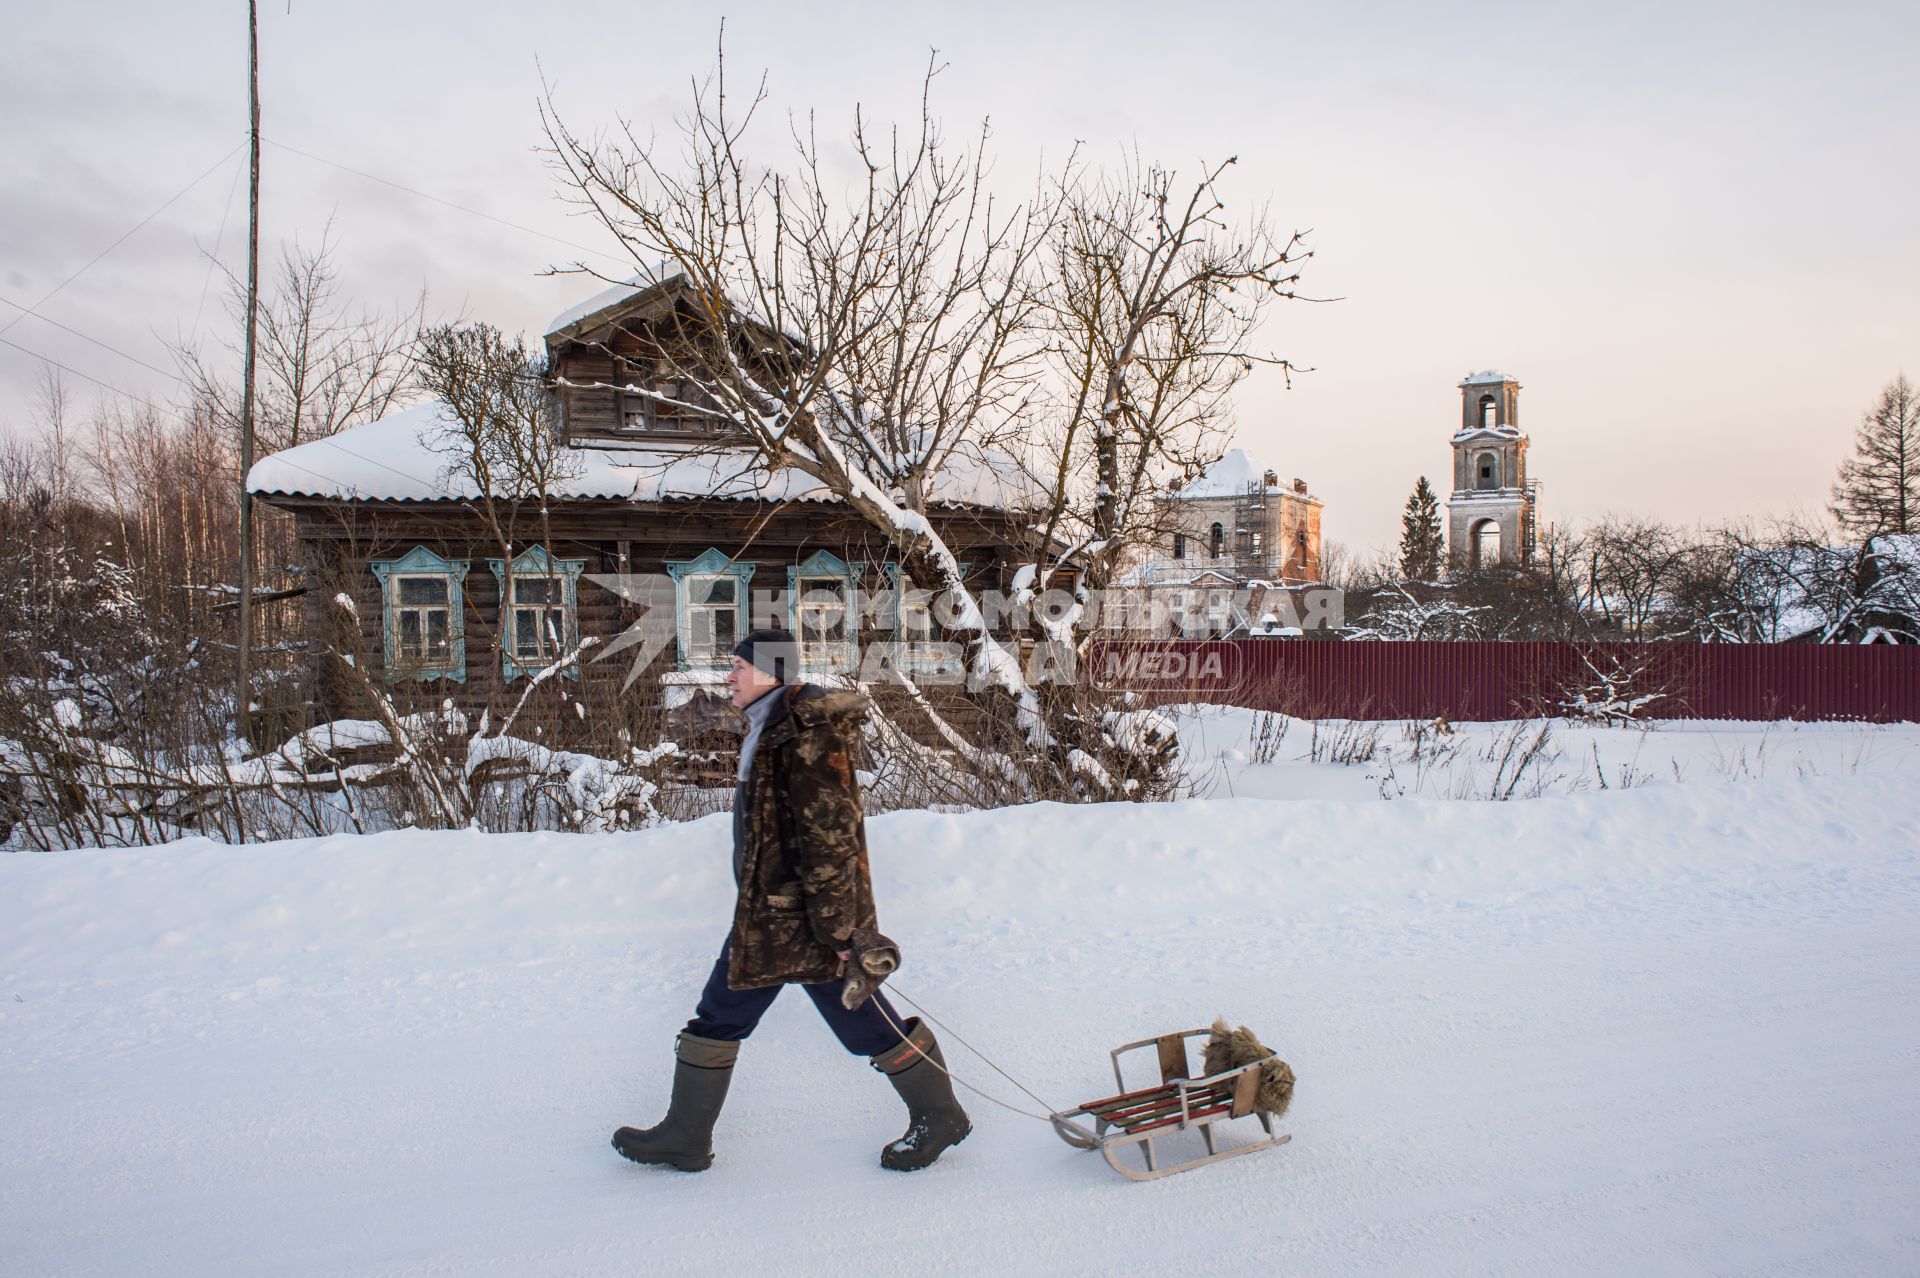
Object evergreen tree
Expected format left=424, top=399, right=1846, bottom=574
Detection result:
left=1832, top=375, right=1918, bottom=538
left=1399, top=476, right=1445, bottom=581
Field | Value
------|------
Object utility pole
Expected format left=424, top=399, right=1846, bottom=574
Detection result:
left=237, top=0, right=262, bottom=745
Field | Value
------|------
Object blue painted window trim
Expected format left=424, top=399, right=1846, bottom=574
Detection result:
left=370, top=545, right=470, bottom=683
left=787, top=549, right=862, bottom=672
left=486, top=545, right=587, bottom=682
left=884, top=561, right=970, bottom=674
left=665, top=548, right=757, bottom=670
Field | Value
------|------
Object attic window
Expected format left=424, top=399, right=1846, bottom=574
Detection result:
left=647, top=379, right=695, bottom=430
left=618, top=375, right=714, bottom=434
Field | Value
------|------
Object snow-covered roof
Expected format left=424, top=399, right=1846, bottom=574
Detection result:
left=544, top=262, right=684, bottom=337
left=1173, top=448, right=1311, bottom=501
left=1874, top=533, right=1920, bottom=572
left=246, top=400, right=1041, bottom=509
left=1460, top=369, right=1516, bottom=386
left=1451, top=425, right=1523, bottom=444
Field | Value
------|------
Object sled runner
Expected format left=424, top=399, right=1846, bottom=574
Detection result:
left=1048, top=1028, right=1291, bottom=1181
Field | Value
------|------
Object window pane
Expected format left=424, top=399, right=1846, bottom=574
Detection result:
left=398, top=610, right=424, bottom=655
left=398, top=576, right=447, bottom=606
left=513, top=607, right=541, bottom=658
left=693, top=576, right=736, bottom=606
left=512, top=576, right=559, bottom=604
left=690, top=604, right=738, bottom=657
left=424, top=609, right=449, bottom=658
left=799, top=579, right=847, bottom=638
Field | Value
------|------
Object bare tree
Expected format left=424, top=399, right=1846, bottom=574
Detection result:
left=1316, top=538, right=1366, bottom=591
left=418, top=321, right=573, bottom=532
left=31, top=368, right=73, bottom=534
left=1832, top=374, right=1918, bottom=538
left=540, top=44, right=1319, bottom=794
left=1582, top=515, right=1691, bottom=638
left=1658, top=522, right=1763, bottom=642
left=181, top=228, right=424, bottom=455
left=1030, top=155, right=1318, bottom=593
left=414, top=322, right=582, bottom=709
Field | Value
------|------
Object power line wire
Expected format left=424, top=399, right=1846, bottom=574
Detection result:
left=0, top=295, right=186, bottom=384
left=0, top=328, right=450, bottom=494
left=1, top=136, right=642, bottom=499
left=0, top=334, right=193, bottom=426
left=0, top=142, right=246, bottom=340
left=261, top=136, right=626, bottom=267
left=191, top=150, right=249, bottom=346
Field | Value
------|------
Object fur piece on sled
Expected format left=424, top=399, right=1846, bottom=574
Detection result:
left=1203, top=1017, right=1295, bottom=1118
left=838, top=928, right=900, bottom=1011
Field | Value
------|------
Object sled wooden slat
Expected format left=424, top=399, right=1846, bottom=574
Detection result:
left=1087, top=1085, right=1232, bottom=1128
left=1122, top=1098, right=1236, bottom=1137
left=1048, top=1027, right=1292, bottom=1182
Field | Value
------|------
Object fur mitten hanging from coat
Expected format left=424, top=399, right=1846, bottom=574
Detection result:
left=1203, top=1017, right=1295, bottom=1117
left=839, top=928, right=901, bottom=1010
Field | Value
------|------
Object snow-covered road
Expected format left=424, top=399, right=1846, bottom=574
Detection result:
left=4, top=771, right=1918, bottom=1275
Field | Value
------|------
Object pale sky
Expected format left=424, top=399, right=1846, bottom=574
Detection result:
left=3, top=0, right=1916, bottom=555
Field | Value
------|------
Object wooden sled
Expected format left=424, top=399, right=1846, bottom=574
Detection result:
left=1048, top=1028, right=1291, bottom=1181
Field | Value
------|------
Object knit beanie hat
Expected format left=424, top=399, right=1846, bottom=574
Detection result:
left=732, top=628, right=800, bottom=682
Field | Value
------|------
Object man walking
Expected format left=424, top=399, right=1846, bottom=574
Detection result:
left=613, top=629, right=971, bottom=1173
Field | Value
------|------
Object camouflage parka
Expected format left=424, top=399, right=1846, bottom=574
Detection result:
left=726, top=685, right=878, bottom=990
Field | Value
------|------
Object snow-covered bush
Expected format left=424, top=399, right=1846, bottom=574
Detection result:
left=467, top=732, right=678, bottom=833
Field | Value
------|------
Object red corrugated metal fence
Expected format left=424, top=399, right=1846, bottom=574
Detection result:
left=1088, top=640, right=1920, bottom=722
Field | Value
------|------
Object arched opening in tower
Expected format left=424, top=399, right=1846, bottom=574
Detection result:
left=1471, top=518, right=1503, bottom=568
left=1479, top=394, right=1497, bottom=430
left=1476, top=451, right=1500, bottom=490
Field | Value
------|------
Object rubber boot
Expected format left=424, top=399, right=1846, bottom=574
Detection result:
left=612, top=1032, right=739, bottom=1172
left=871, top=1017, right=972, bottom=1171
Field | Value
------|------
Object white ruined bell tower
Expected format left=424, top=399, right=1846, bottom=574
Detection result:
left=1446, top=370, right=1538, bottom=568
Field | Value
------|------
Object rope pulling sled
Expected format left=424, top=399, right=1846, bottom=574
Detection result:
left=878, top=985, right=1295, bottom=1182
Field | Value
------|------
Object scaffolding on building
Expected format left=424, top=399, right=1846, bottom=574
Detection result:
left=1232, top=480, right=1273, bottom=579
left=1521, top=479, right=1541, bottom=566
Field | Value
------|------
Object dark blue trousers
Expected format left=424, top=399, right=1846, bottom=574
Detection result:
left=684, top=939, right=907, bottom=1057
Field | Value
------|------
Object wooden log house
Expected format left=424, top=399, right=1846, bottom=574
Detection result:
left=245, top=271, right=1042, bottom=745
